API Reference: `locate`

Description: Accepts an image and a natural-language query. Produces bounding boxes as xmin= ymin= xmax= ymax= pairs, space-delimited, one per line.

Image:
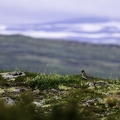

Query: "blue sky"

xmin=0 ymin=0 xmax=120 ymax=24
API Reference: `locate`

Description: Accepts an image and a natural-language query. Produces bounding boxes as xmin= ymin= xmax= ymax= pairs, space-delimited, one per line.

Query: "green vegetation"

xmin=0 ymin=35 xmax=120 ymax=78
xmin=0 ymin=70 xmax=120 ymax=120
xmin=26 ymin=73 xmax=73 ymax=90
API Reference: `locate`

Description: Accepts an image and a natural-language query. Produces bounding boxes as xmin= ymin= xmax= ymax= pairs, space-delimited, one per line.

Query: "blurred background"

xmin=0 ymin=0 xmax=120 ymax=79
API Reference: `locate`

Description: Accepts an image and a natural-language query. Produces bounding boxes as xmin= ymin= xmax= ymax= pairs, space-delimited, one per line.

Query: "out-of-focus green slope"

xmin=0 ymin=35 xmax=120 ymax=78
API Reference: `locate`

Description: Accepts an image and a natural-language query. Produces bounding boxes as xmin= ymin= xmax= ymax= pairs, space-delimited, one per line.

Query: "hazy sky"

xmin=0 ymin=0 xmax=120 ymax=24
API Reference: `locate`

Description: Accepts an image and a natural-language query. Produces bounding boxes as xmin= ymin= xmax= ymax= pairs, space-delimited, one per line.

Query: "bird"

xmin=81 ymin=70 xmax=91 ymax=80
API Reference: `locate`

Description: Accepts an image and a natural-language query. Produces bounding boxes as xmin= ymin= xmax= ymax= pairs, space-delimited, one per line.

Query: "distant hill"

xmin=0 ymin=34 xmax=120 ymax=78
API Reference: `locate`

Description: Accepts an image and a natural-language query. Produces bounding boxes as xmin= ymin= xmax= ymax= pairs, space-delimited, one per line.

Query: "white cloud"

xmin=75 ymin=33 xmax=120 ymax=38
xmin=1 ymin=29 xmax=120 ymax=39
xmin=79 ymin=24 xmax=102 ymax=32
xmin=54 ymin=21 xmax=120 ymax=32
xmin=0 ymin=30 xmax=19 ymax=35
xmin=79 ymin=21 xmax=120 ymax=32
xmin=22 ymin=31 xmax=69 ymax=38
xmin=0 ymin=25 xmax=7 ymax=30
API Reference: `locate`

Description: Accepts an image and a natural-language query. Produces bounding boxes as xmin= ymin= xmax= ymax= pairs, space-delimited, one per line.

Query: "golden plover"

xmin=81 ymin=70 xmax=90 ymax=80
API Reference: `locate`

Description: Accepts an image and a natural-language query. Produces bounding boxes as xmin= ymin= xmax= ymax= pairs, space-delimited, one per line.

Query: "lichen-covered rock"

xmin=0 ymin=71 xmax=25 ymax=80
xmin=0 ymin=97 xmax=15 ymax=107
xmin=32 ymin=101 xmax=43 ymax=107
xmin=88 ymin=81 xmax=108 ymax=87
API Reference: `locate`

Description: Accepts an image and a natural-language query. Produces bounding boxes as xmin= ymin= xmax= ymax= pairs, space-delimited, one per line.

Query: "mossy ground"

xmin=0 ymin=70 xmax=120 ymax=120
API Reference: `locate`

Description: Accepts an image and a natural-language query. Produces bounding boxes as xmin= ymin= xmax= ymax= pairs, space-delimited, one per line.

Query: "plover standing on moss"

xmin=81 ymin=70 xmax=90 ymax=80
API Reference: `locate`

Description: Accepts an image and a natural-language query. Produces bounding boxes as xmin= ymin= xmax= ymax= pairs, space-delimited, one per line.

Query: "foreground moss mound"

xmin=0 ymin=70 xmax=120 ymax=120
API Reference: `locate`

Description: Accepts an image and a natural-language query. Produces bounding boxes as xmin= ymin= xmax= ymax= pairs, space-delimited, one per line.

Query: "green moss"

xmin=0 ymin=70 xmax=120 ymax=119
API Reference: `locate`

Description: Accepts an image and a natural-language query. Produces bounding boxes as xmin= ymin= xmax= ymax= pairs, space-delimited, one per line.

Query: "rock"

xmin=89 ymin=82 xmax=95 ymax=87
xmin=96 ymin=81 xmax=107 ymax=85
xmin=86 ymin=99 xmax=95 ymax=104
xmin=96 ymin=97 xmax=102 ymax=101
xmin=19 ymin=88 xmax=25 ymax=92
xmin=39 ymin=95 xmax=45 ymax=100
xmin=50 ymin=88 xmax=58 ymax=93
xmin=43 ymin=89 xmax=59 ymax=94
xmin=88 ymin=81 xmax=108 ymax=87
xmin=11 ymin=71 xmax=23 ymax=76
xmin=82 ymin=98 xmax=102 ymax=106
xmin=14 ymin=88 xmax=25 ymax=93
xmin=32 ymin=100 xmax=51 ymax=108
xmin=32 ymin=101 xmax=43 ymax=107
xmin=0 ymin=71 xmax=25 ymax=80
xmin=2 ymin=73 xmax=15 ymax=79
xmin=32 ymin=99 xmax=47 ymax=107
xmin=0 ymin=97 xmax=15 ymax=107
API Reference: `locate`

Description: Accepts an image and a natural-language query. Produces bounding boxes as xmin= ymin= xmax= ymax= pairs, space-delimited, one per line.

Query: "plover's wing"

xmin=84 ymin=73 xmax=91 ymax=78
xmin=82 ymin=73 xmax=87 ymax=80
